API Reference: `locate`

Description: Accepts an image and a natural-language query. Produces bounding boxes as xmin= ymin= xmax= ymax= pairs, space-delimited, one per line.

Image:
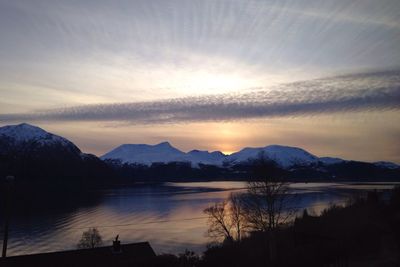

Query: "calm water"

xmin=1 ymin=181 xmax=398 ymax=256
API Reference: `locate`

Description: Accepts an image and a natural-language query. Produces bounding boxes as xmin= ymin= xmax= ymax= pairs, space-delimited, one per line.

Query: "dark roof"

xmin=0 ymin=242 xmax=156 ymax=267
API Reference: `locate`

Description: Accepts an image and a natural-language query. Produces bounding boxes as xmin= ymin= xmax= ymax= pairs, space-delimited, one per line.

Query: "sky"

xmin=0 ymin=0 xmax=399 ymax=162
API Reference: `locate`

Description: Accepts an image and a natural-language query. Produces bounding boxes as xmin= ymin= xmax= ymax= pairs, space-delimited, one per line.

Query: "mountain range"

xmin=0 ymin=123 xmax=399 ymax=183
xmin=101 ymin=141 xmax=399 ymax=170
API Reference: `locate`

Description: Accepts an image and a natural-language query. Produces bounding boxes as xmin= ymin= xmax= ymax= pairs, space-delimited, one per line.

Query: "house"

xmin=0 ymin=241 xmax=156 ymax=267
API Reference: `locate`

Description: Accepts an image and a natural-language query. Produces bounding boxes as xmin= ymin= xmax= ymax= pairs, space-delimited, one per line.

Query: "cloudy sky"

xmin=0 ymin=0 xmax=399 ymax=162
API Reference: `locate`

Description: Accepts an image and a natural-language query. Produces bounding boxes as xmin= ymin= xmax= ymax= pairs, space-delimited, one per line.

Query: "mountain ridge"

xmin=1 ymin=123 xmax=399 ymax=174
xmin=101 ymin=141 xmax=399 ymax=170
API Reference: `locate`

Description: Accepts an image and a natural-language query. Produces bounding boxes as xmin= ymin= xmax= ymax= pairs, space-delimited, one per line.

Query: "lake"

xmin=1 ymin=181 xmax=398 ymax=256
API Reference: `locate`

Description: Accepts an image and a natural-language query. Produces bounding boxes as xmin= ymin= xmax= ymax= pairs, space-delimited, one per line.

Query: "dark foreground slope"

xmin=155 ymin=187 xmax=400 ymax=267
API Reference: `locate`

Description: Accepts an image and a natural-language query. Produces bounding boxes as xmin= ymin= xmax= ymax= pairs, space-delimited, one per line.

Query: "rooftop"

xmin=0 ymin=241 xmax=156 ymax=267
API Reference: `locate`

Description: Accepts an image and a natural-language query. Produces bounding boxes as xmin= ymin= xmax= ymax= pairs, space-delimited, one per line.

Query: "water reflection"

xmin=1 ymin=182 xmax=397 ymax=256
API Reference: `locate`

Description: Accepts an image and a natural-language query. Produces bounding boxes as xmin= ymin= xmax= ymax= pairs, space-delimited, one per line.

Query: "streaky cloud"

xmin=1 ymin=70 xmax=399 ymax=124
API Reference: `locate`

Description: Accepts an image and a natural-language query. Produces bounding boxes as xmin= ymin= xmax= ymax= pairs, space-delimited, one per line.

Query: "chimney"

xmin=112 ymin=235 xmax=122 ymax=254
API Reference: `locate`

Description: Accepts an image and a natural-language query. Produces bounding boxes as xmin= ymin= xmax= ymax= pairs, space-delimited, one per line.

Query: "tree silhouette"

xmin=242 ymin=151 xmax=293 ymax=231
xmin=204 ymin=193 xmax=247 ymax=242
xmin=77 ymin=228 xmax=103 ymax=249
xmin=204 ymin=200 xmax=233 ymax=242
xmin=229 ymin=193 xmax=246 ymax=241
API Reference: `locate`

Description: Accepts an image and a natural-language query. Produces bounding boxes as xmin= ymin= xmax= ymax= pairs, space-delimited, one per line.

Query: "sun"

xmin=221 ymin=150 xmax=235 ymax=155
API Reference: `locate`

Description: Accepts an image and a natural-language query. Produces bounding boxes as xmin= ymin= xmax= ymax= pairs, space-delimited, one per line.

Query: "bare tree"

xmin=243 ymin=179 xmax=293 ymax=231
xmin=229 ymin=193 xmax=246 ymax=241
xmin=77 ymin=227 xmax=103 ymax=249
xmin=204 ymin=151 xmax=295 ymax=263
xmin=204 ymin=193 xmax=247 ymax=242
xmin=241 ymin=151 xmax=296 ymax=262
xmin=204 ymin=200 xmax=233 ymax=242
xmin=242 ymin=151 xmax=294 ymax=231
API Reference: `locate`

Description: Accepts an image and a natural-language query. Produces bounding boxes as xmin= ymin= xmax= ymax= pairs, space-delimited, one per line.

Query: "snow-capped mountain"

xmin=102 ymin=143 xmax=322 ymax=168
xmin=2 ymin=123 xmax=398 ymax=176
xmin=0 ymin=123 xmax=398 ymax=183
xmin=0 ymin=123 xmax=80 ymax=154
xmin=185 ymin=150 xmax=226 ymax=166
xmin=0 ymin=123 xmax=110 ymax=183
xmin=101 ymin=142 xmax=226 ymax=166
xmin=102 ymin=142 xmax=400 ymax=171
xmin=225 ymin=145 xmax=319 ymax=168
xmin=101 ymin=142 xmax=186 ymax=165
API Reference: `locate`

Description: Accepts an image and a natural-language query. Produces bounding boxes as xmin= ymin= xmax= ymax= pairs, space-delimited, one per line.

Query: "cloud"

xmin=1 ymin=70 xmax=399 ymax=124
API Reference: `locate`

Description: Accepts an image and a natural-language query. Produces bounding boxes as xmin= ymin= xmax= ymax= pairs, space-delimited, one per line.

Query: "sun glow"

xmin=178 ymin=71 xmax=255 ymax=95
